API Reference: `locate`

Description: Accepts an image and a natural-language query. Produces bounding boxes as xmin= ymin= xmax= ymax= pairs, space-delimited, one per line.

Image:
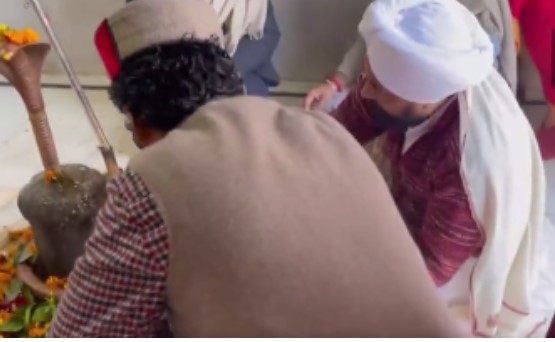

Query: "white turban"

xmin=359 ymin=0 xmax=494 ymax=103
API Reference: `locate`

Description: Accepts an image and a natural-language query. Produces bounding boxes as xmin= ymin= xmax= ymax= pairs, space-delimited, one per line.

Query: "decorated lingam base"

xmin=0 ymin=227 xmax=66 ymax=338
xmin=0 ymin=24 xmax=111 ymax=337
xmin=18 ymin=165 xmax=106 ymax=277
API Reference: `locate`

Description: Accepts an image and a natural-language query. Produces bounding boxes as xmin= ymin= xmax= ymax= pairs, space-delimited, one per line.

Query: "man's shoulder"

xmin=100 ymin=168 xmax=167 ymax=242
xmin=108 ymin=168 xmax=153 ymax=203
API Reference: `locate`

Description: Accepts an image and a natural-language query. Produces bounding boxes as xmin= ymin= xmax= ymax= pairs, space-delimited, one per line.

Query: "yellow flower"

xmin=0 ymin=25 xmax=9 ymax=42
xmin=1 ymin=51 xmax=13 ymax=61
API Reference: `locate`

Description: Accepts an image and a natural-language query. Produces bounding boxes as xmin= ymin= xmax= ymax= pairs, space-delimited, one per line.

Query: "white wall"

xmin=4 ymin=0 xmax=370 ymax=83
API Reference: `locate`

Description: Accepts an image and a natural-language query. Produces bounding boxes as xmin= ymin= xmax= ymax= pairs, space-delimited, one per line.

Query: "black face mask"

xmin=368 ymin=100 xmax=429 ymax=131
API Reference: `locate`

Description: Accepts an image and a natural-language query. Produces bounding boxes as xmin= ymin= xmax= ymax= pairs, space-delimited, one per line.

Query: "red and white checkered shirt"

xmin=49 ymin=169 xmax=170 ymax=337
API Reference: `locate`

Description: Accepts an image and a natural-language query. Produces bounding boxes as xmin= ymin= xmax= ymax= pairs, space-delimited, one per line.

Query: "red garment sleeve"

xmin=509 ymin=0 xmax=526 ymax=21
xmin=331 ymin=81 xmax=384 ymax=145
xmin=416 ymin=154 xmax=485 ymax=287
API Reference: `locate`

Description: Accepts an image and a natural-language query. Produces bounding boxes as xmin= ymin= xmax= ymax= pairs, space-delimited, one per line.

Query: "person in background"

xmin=208 ymin=0 xmax=281 ymax=96
xmin=305 ymin=0 xmax=517 ymax=111
xmin=49 ymin=0 xmax=464 ymax=337
xmin=332 ymin=0 xmax=555 ymax=336
xmin=126 ymin=0 xmax=281 ymax=96
xmin=511 ymin=0 xmax=555 ymax=160
xmin=510 ymin=1 xmax=555 ymax=336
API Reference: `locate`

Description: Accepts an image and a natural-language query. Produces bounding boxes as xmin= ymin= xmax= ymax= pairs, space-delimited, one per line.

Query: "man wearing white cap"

xmin=333 ymin=0 xmax=555 ymax=337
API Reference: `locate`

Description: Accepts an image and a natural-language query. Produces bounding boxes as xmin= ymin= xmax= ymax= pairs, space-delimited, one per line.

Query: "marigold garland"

xmin=0 ymin=25 xmax=40 ymax=46
xmin=0 ymin=24 xmax=40 ymax=61
xmin=0 ymin=228 xmax=66 ymax=338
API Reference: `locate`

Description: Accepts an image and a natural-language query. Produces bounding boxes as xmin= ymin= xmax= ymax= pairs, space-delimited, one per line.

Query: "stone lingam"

xmin=0 ymin=34 xmax=111 ymax=290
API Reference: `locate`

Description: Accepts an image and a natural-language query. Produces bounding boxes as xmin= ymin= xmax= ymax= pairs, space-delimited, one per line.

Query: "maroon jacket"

xmin=332 ymin=81 xmax=485 ymax=286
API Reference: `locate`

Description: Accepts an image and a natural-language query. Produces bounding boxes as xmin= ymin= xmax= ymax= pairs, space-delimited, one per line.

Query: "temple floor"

xmin=0 ymin=85 xmax=553 ymax=238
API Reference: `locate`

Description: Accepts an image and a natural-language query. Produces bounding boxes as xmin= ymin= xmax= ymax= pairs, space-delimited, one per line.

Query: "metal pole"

xmin=27 ymin=0 xmax=120 ymax=177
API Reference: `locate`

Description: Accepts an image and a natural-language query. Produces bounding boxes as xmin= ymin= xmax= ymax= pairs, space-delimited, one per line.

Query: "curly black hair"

xmin=109 ymin=38 xmax=244 ymax=132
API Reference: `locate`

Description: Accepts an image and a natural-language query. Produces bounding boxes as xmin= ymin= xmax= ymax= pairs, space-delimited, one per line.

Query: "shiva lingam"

xmin=0 ymin=0 xmax=119 ymax=298
xmin=0 ymin=35 xmax=106 ymax=282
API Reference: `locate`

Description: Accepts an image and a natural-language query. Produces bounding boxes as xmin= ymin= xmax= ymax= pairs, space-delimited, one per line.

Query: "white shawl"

xmin=457 ymin=70 xmax=555 ymax=337
xmin=203 ymin=0 xmax=268 ymax=55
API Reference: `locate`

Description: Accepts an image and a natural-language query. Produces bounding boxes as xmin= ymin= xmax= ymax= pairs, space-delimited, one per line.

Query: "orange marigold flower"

xmin=0 ymin=311 xmax=11 ymax=324
xmin=2 ymin=31 xmax=23 ymax=45
xmin=45 ymin=277 xmax=56 ymax=289
xmin=0 ymin=261 xmax=13 ymax=273
xmin=21 ymin=28 xmax=39 ymax=44
xmin=28 ymin=241 xmax=37 ymax=255
xmin=28 ymin=323 xmax=47 ymax=338
xmin=43 ymin=169 xmax=61 ymax=184
xmin=21 ymin=229 xmax=33 ymax=242
xmin=8 ymin=230 xmax=23 ymax=241
xmin=46 ymin=276 xmax=67 ymax=290
xmin=0 ymin=273 xmax=11 ymax=284
xmin=2 ymin=28 xmax=40 ymax=46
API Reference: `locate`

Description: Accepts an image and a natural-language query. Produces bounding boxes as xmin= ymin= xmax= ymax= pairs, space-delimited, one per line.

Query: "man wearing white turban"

xmin=333 ymin=0 xmax=555 ymax=337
